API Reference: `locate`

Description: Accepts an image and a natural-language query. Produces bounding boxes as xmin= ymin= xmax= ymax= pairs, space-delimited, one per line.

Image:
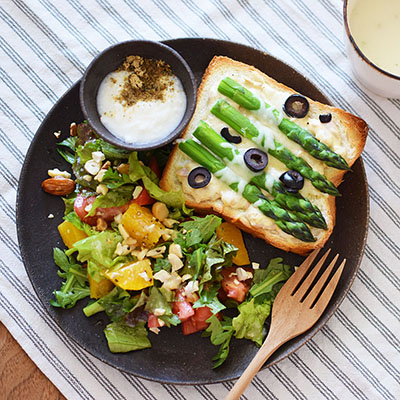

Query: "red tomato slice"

xmin=74 ymin=194 xmax=130 ymax=226
xmin=181 ymin=306 xmax=219 ymax=335
xmin=133 ymin=186 xmax=154 ymax=206
xmin=149 ymin=157 xmax=161 ymax=178
xmin=181 ymin=318 xmax=198 ymax=335
xmin=147 ymin=313 xmax=162 ymax=329
xmin=191 ymin=306 xmax=214 ymax=331
xmin=172 ymin=289 xmax=195 ymax=322
xmin=220 ymin=266 xmax=252 ymax=303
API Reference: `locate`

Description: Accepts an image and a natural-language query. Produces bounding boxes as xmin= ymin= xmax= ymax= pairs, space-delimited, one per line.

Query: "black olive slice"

xmin=244 ymin=148 xmax=268 ymax=172
xmin=319 ymin=113 xmax=332 ymax=123
xmin=188 ymin=167 xmax=211 ymax=189
xmin=220 ymin=127 xmax=242 ymax=144
xmin=279 ymin=170 xmax=304 ymax=193
xmin=283 ymin=94 xmax=310 ymax=118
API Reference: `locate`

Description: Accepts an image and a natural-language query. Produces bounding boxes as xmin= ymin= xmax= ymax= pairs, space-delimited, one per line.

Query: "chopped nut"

xmin=168 ymin=253 xmax=183 ymax=272
xmin=153 ymin=308 xmax=165 ymax=317
xmin=118 ymin=223 xmax=130 ymax=240
xmin=114 ymin=242 xmax=130 ymax=256
xmin=161 ymin=232 xmax=172 ymax=241
xmin=163 ymin=218 xmax=179 ymax=228
xmin=236 ymin=267 xmax=253 ymax=281
xmin=149 ymin=327 xmax=160 ymax=334
xmin=162 ymin=272 xmax=182 ymax=290
xmin=184 ymin=280 xmax=199 ymax=298
xmin=94 ymin=169 xmax=107 ymax=182
xmin=163 ymin=228 xmax=178 ymax=240
xmin=96 ymin=183 xmax=109 ymax=196
xmin=169 ymin=243 xmax=182 ymax=258
xmin=114 ymin=213 xmax=123 ymax=224
xmin=41 ymin=177 xmax=75 ymax=196
xmin=54 ymin=130 xmax=61 ymax=138
xmin=153 ymin=269 xmax=170 ymax=282
xmin=158 ymin=318 xmax=166 ymax=327
xmin=83 ymin=174 xmax=93 ymax=182
xmin=123 ymin=237 xmax=137 ymax=247
xmin=152 ymin=202 xmax=169 ymax=221
xmin=84 ymin=159 xmax=101 ymax=175
xmin=101 ymin=160 xmax=111 ymax=170
xmin=96 ymin=218 xmax=107 ymax=231
xmin=48 ymin=213 xmax=54 ymax=219
xmin=70 ymin=122 xmax=77 ymax=136
xmin=131 ymin=248 xmax=148 ymax=260
xmin=48 ymin=168 xmax=71 ymax=179
xmin=132 ymin=186 xmax=143 ymax=199
xmin=181 ymin=274 xmax=192 ymax=281
xmin=92 ymin=151 xmax=105 ymax=163
xmin=117 ymin=163 xmax=130 ymax=175
xmin=147 ymin=246 xmax=166 ymax=258
xmin=252 ymin=262 xmax=260 ymax=270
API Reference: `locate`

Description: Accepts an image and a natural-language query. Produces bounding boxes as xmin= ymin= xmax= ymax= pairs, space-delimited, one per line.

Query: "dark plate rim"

xmin=16 ymin=37 xmax=369 ymax=385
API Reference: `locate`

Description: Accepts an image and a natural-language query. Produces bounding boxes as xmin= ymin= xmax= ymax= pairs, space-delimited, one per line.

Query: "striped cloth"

xmin=1 ymin=0 xmax=399 ymax=399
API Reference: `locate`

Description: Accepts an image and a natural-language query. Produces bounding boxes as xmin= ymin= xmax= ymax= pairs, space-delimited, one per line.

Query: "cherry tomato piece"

xmin=172 ymin=289 xmax=195 ymax=322
xmin=147 ymin=314 xmax=162 ymax=329
xmin=149 ymin=157 xmax=161 ymax=178
xmin=133 ymin=186 xmax=155 ymax=206
xmin=74 ymin=194 xmax=130 ymax=226
xmin=220 ymin=266 xmax=252 ymax=303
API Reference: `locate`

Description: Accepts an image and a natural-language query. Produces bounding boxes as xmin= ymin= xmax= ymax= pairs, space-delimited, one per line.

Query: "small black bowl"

xmin=80 ymin=40 xmax=196 ymax=150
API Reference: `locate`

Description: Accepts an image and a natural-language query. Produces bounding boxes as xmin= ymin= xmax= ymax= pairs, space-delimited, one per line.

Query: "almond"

xmin=41 ymin=177 xmax=75 ymax=196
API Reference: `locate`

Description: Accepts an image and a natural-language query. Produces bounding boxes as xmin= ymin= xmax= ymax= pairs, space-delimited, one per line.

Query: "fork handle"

xmin=225 ymin=334 xmax=284 ymax=400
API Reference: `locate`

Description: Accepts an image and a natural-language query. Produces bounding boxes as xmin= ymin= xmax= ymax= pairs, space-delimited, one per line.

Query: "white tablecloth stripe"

xmin=1 ymin=1 xmax=399 ymax=399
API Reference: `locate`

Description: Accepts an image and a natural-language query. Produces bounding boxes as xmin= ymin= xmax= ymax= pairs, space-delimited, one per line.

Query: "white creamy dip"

xmin=97 ymin=70 xmax=187 ymax=143
xmin=349 ymin=0 xmax=400 ymax=76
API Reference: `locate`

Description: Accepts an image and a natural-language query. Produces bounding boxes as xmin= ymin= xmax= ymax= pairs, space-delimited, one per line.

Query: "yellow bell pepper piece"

xmin=58 ymin=220 xmax=88 ymax=249
xmin=88 ymin=274 xmax=114 ymax=299
xmin=216 ymin=222 xmax=250 ymax=266
xmin=121 ymin=203 xmax=164 ymax=248
xmin=104 ymin=259 xmax=153 ymax=291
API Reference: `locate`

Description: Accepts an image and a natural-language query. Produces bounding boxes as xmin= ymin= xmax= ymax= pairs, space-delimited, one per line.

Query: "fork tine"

xmin=294 ymin=249 xmax=331 ymax=299
xmin=303 ymin=254 xmax=339 ymax=308
xmin=284 ymin=248 xmax=321 ymax=294
xmin=312 ymin=259 xmax=346 ymax=313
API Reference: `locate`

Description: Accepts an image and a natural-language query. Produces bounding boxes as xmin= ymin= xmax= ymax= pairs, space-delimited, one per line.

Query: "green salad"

xmin=46 ymin=122 xmax=293 ymax=368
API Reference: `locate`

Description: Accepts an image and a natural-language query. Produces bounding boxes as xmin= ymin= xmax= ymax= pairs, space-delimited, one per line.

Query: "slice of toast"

xmin=160 ymin=56 xmax=368 ymax=255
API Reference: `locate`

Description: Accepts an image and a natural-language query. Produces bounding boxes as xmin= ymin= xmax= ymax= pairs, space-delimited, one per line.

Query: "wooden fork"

xmin=226 ymin=248 xmax=346 ymax=400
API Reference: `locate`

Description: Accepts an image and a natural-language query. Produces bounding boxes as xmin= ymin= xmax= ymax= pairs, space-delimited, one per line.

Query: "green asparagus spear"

xmin=271 ymin=181 xmax=327 ymax=229
xmin=193 ymin=120 xmax=327 ymax=229
xmin=268 ymin=142 xmax=339 ymax=196
xmin=178 ymin=140 xmax=315 ymax=242
xmin=211 ymin=99 xmax=340 ymax=196
xmin=218 ymin=77 xmax=350 ymax=170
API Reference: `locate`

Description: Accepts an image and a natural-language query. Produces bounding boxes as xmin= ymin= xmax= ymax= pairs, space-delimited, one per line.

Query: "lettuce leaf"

xmin=57 ymin=136 xmax=77 ymax=164
xmin=128 ymin=153 xmax=187 ymax=209
xmin=50 ymin=248 xmax=90 ymax=309
xmin=66 ymin=231 xmax=128 ymax=281
xmin=64 ymin=211 xmax=97 ymax=236
xmin=249 ymin=258 xmax=292 ymax=299
xmin=86 ymin=185 xmax=134 ymax=216
xmin=176 ymin=215 xmax=222 ymax=249
xmin=193 ymin=283 xmax=225 ymax=315
xmin=144 ymin=287 xmax=180 ymax=327
xmin=232 ymin=298 xmax=271 ymax=346
xmin=104 ymin=321 xmax=151 ymax=353
xmin=202 ymin=315 xmax=234 ymax=368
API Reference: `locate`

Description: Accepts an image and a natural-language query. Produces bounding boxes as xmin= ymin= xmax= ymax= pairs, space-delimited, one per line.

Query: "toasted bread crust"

xmin=161 ymin=56 xmax=367 ymax=255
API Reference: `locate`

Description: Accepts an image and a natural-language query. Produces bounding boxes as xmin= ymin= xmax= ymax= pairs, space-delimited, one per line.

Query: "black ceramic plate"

xmin=17 ymin=38 xmax=369 ymax=385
